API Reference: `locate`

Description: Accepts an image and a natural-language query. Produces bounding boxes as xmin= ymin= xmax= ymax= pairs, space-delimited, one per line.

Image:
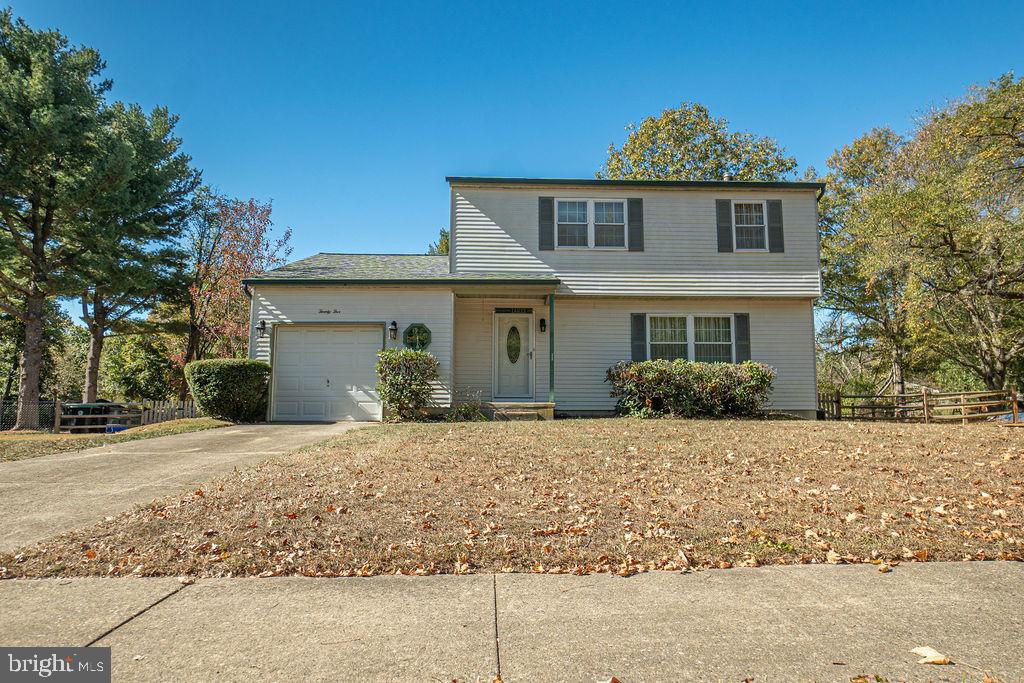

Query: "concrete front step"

xmin=493 ymin=410 xmax=541 ymax=421
xmin=484 ymin=402 xmax=555 ymax=421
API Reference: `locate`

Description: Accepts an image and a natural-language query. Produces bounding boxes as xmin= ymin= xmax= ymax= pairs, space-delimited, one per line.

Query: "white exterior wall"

xmin=249 ymin=286 xmax=455 ymax=406
xmin=451 ymin=185 xmax=821 ymax=297
xmin=451 ymin=296 xmax=815 ymax=412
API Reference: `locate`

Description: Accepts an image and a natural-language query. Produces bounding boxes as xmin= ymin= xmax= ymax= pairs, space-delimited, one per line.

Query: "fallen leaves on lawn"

xmin=2 ymin=420 xmax=1022 ymax=579
xmin=911 ymin=646 xmax=952 ymax=665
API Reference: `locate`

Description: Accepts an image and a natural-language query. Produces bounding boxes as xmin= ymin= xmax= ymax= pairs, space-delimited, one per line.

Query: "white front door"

xmin=494 ymin=314 xmax=533 ymax=399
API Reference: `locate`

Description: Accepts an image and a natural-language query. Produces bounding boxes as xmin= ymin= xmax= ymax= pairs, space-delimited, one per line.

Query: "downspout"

xmin=548 ymin=293 xmax=555 ymax=405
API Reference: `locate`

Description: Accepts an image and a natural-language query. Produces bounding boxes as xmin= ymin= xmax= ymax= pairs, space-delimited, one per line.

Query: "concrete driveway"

xmin=0 ymin=422 xmax=365 ymax=551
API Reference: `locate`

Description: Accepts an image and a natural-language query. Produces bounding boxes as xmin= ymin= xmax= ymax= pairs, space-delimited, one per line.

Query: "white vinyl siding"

xmin=249 ymin=286 xmax=454 ymax=407
xmin=450 ymin=186 xmax=821 ymax=297
xmin=550 ymin=297 xmax=816 ymax=412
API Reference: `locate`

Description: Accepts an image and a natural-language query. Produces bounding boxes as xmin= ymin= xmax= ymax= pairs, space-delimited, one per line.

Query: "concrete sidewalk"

xmin=0 ymin=422 xmax=364 ymax=550
xmin=2 ymin=562 xmax=1021 ymax=682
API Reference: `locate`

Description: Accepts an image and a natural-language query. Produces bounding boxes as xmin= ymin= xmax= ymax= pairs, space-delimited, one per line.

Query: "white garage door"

xmin=271 ymin=326 xmax=382 ymax=422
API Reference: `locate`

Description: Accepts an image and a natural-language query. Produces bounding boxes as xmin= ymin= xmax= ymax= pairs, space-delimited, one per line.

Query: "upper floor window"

xmin=594 ymin=201 xmax=625 ymax=247
xmin=733 ymin=201 xmax=767 ymax=251
xmin=557 ymin=200 xmax=588 ymax=247
xmin=556 ymin=199 xmax=626 ymax=249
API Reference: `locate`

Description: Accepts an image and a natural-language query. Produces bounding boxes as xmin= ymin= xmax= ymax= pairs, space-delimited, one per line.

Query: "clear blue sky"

xmin=14 ymin=1 xmax=1024 ymax=261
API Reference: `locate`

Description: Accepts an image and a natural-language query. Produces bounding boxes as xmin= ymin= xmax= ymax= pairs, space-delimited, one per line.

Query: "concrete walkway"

xmin=2 ymin=562 xmax=1021 ymax=681
xmin=0 ymin=422 xmax=364 ymax=550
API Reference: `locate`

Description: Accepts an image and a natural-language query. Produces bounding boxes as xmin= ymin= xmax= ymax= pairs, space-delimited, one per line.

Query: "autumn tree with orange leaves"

xmin=167 ymin=189 xmax=291 ymax=398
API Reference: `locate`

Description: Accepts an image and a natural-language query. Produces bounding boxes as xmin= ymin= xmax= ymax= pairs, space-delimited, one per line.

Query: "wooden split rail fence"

xmin=817 ymin=389 xmax=1020 ymax=424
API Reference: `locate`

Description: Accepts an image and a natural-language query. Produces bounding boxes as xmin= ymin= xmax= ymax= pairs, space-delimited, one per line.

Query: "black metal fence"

xmin=0 ymin=399 xmax=58 ymax=431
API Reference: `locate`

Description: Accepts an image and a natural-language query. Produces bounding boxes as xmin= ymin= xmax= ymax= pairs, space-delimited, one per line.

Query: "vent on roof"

xmin=722 ymin=172 xmax=734 ymax=181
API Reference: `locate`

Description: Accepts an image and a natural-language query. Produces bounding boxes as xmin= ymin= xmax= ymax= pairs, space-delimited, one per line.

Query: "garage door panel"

xmin=276 ymin=376 xmax=301 ymax=393
xmin=274 ymin=401 xmax=299 ymax=418
xmin=272 ymin=326 xmax=382 ymax=422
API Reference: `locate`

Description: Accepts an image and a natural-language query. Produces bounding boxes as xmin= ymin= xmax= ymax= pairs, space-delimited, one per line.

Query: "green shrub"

xmin=376 ymin=349 xmax=440 ymax=421
xmin=606 ymin=359 xmax=776 ymax=418
xmin=185 ymin=359 xmax=271 ymax=422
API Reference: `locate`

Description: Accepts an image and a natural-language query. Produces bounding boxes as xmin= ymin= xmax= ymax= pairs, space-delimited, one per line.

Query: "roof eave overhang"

xmin=446 ymin=176 xmax=825 ymax=191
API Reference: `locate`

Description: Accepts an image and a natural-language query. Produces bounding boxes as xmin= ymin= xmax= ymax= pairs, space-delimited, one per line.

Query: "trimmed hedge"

xmin=376 ymin=348 xmax=440 ymax=421
xmin=185 ymin=359 xmax=271 ymax=422
xmin=606 ymin=359 xmax=776 ymax=418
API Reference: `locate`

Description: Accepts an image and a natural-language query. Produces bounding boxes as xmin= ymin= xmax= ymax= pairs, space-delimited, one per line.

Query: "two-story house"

xmin=244 ymin=176 xmax=823 ymax=421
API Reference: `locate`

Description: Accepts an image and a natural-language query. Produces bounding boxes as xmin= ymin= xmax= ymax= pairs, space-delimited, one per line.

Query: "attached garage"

xmin=270 ymin=325 xmax=383 ymax=422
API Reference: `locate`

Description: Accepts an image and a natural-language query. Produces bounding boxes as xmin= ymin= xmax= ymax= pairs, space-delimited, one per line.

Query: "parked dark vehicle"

xmin=61 ymin=402 xmax=141 ymax=433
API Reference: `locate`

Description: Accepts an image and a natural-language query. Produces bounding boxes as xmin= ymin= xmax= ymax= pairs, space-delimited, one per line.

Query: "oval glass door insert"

xmin=506 ymin=326 xmax=521 ymax=364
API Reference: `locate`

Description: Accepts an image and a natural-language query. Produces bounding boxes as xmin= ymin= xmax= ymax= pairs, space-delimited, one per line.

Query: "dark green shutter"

xmin=627 ymin=198 xmax=643 ymax=251
xmin=716 ymin=199 xmax=733 ymax=252
xmin=630 ymin=313 xmax=647 ymax=361
xmin=734 ymin=313 xmax=751 ymax=362
xmin=767 ymin=199 xmax=784 ymax=252
xmin=539 ymin=197 xmax=554 ymax=251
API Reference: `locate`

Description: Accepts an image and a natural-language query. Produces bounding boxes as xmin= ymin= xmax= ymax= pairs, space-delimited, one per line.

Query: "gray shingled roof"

xmin=243 ymin=253 xmax=559 ymax=285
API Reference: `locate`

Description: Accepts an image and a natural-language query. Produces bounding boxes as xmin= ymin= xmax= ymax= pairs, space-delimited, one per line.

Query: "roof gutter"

xmin=242 ymin=277 xmax=561 ymax=286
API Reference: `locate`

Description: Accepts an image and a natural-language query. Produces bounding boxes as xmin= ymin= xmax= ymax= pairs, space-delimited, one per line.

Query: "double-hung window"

xmin=556 ymin=199 xmax=626 ymax=248
xmin=733 ymin=201 xmax=767 ymax=251
xmin=594 ymin=201 xmax=625 ymax=247
xmin=693 ymin=316 xmax=733 ymax=362
xmin=649 ymin=316 xmax=687 ymax=360
xmin=556 ymin=200 xmax=589 ymax=247
xmin=647 ymin=314 xmax=735 ymax=363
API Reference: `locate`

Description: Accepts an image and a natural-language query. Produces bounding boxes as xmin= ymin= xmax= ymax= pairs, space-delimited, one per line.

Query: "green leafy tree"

xmin=0 ymin=10 xmax=113 ymax=427
xmin=860 ymin=74 xmax=1024 ymax=389
xmin=598 ymin=102 xmax=797 ymax=181
xmin=815 ymin=128 xmax=916 ymax=394
xmin=47 ymin=323 xmax=88 ymax=401
xmin=0 ymin=304 xmax=76 ymax=400
xmin=427 ymin=228 xmax=449 ymax=255
xmin=101 ymin=333 xmax=175 ymax=401
xmin=78 ymin=102 xmax=199 ymax=401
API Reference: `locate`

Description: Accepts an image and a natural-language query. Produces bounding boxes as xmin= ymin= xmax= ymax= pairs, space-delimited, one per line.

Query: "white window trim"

xmin=731 ymin=199 xmax=769 ymax=253
xmin=555 ymin=198 xmax=628 ymax=250
xmin=646 ymin=313 xmax=735 ymax=363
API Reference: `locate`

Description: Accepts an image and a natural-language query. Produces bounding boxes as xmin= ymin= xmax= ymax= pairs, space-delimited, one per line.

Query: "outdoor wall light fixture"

xmin=539 ymin=318 xmax=547 ymax=333
xmin=256 ymin=320 xmax=268 ymax=338
xmin=388 ymin=321 xmax=398 ymax=340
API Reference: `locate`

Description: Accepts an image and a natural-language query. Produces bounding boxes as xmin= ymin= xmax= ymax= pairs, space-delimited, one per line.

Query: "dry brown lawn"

xmin=2 ymin=419 xmax=1021 ymax=578
xmin=0 ymin=418 xmax=231 ymax=462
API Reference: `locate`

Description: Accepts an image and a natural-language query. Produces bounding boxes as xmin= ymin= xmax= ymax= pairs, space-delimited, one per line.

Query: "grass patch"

xmin=1 ymin=419 xmax=1021 ymax=578
xmin=0 ymin=417 xmax=231 ymax=462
